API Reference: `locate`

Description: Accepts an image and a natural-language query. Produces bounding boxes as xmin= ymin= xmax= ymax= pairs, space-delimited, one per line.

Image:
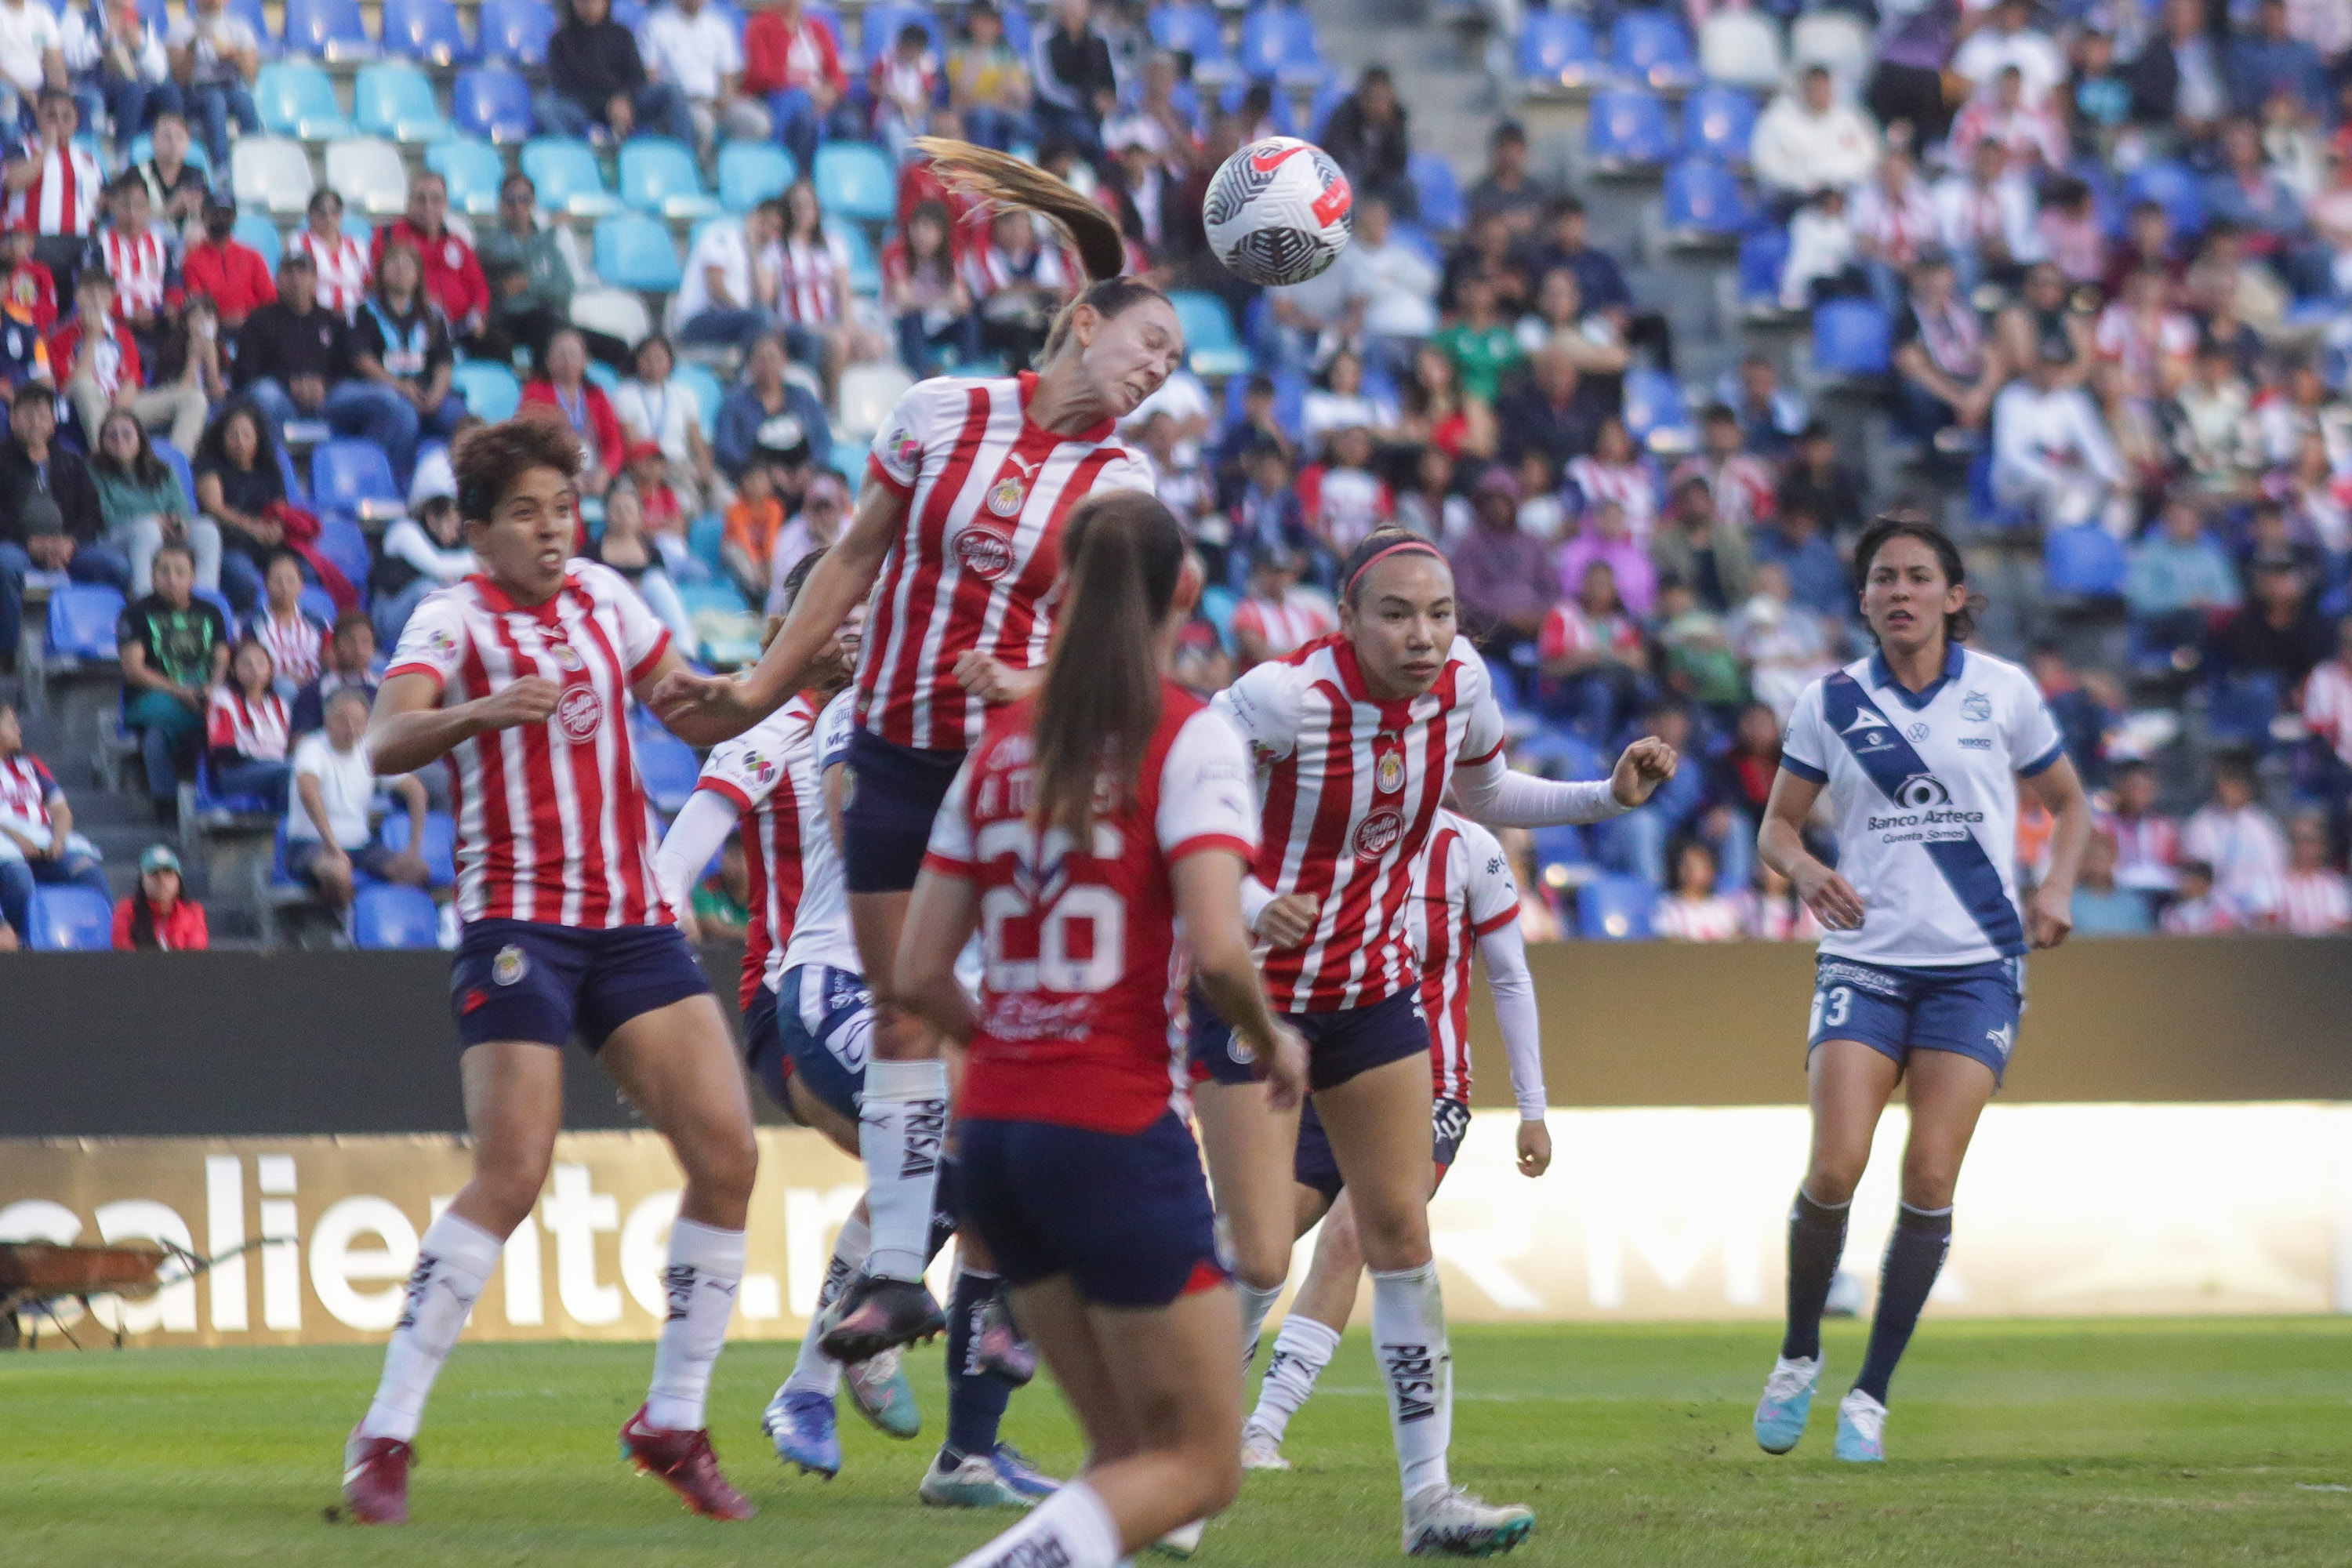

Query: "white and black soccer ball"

xmin=1203 ymin=136 xmax=1354 ymax=288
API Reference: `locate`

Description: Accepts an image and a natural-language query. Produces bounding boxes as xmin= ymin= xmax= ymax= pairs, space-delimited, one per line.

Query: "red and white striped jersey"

xmin=924 ymin=683 xmax=1258 ymax=1134
xmin=384 ymin=561 xmax=674 ymax=927
xmin=693 ymin=691 xmax=819 ymax=1010
xmin=1231 ymin=587 xmax=1336 ymax=665
xmin=7 ymin=142 xmax=102 ymax=236
xmin=2278 ymin=867 xmax=2352 ymax=934
xmin=1214 ymin=633 xmax=1507 ymax=1012
xmin=1564 ymin=456 xmax=1658 ymax=537
xmin=248 ymin=608 xmax=327 ymax=688
xmin=289 ymin=229 xmax=372 ymax=318
xmin=98 ymin=226 xmax=172 ymax=321
xmin=858 ymin=372 xmax=1156 ymax=751
xmin=778 ymin=688 xmax=861 ymax=976
xmin=2303 ymin=659 xmax=2352 ymax=770
xmin=206 ymin=686 xmax=290 ymax=762
xmin=0 ymin=750 xmax=60 ymax=841
xmin=775 ymin=232 xmax=846 ymax=325
xmin=2097 ymin=807 xmax=2180 ymax=892
xmin=1407 ymin=811 xmax=1520 ymax=1102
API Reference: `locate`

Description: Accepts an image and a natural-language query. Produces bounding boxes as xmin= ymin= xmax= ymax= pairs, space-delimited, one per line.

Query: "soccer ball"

xmin=1204 ymin=136 xmax=1354 ymax=288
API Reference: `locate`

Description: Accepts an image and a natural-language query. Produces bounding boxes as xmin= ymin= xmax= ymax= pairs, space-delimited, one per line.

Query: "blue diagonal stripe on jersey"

xmin=1822 ymin=671 xmax=2027 ymax=956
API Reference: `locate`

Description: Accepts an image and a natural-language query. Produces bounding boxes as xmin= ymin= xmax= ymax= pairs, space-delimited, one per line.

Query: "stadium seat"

xmin=1661 ymin=156 xmax=1753 ymax=244
xmin=568 ymin=287 xmax=652 ymax=347
xmin=381 ymin=0 xmax=475 ymax=64
xmin=1151 ymin=2 xmax=1233 ymax=82
xmin=1697 ymin=6 xmax=1783 ymax=89
xmin=812 ymin=141 xmax=895 ymax=223
xmin=1788 ymin=9 xmax=1870 ymax=92
xmin=836 ymin=220 xmax=881 ymax=293
xmin=452 ymin=67 xmax=535 ymax=143
xmin=521 ymin=136 xmax=622 ymax=216
xmin=1305 ymin=75 xmax=1348 ymax=139
xmin=619 ymin=137 xmax=721 ymax=219
xmin=1518 ymin=725 xmax=1604 ymax=779
xmin=1217 ymin=78 xmax=1298 ymax=135
xmin=2045 ymin=524 xmax=2129 ymax=599
xmin=673 ymin=361 xmax=725 ymax=437
xmin=1811 ymin=298 xmax=1890 ymax=376
xmin=27 ymin=884 xmax=112 ymax=951
xmin=282 ymin=0 xmax=375 ymax=60
xmin=1198 ymin=583 xmax=1237 ymax=649
xmin=632 ymin=716 xmax=701 ymax=814
xmin=298 ymin=583 xmax=339 ymax=626
xmin=2126 ymin=159 xmax=2205 ymax=236
xmin=1407 ymin=153 xmax=1465 ymax=235
xmin=858 ymin=1 xmax=940 ymax=60
xmin=427 ymin=136 xmax=508 ymax=216
xmin=226 ymin=0 xmax=280 ymax=55
xmin=1737 ymin=225 xmax=1791 ymax=315
xmin=452 ymin=360 xmax=522 ymax=419
xmin=1530 ymin=823 xmax=1591 ymax=891
xmin=232 ymin=137 xmax=314 ymax=216
xmin=125 ymin=132 xmax=211 ymax=171
xmin=585 ymin=360 xmax=619 ymax=392
xmin=686 ymin=513 xmax=725 ymax=575
xmin=324 ymin=137 xmax=411 ymax=217
xmin=837 ymin=359 xmax=914 ymax=443
xmin=611 ymin=0 xmax=647 ymax=28
xmin=45 ymin=584 xmax=126 ymax=663
xmin=596 ymin=212 xmax=685 ymax=291
xmin=480 ymin=0 xmax=556 ymax=64
xmin=311 ymin=438 xmax=401 ymax=519
xmin=352 ymin=884 xmax=441 ymax=949
xmin=1518 ymin=8 xmax=1599 ymax=92
xmin=233 ymin=212 xmax=283 ymax=270
xmin=1679 ymin=83 xmax=1757 ymax=165
xmin=1609 ymin=9 xmax=1697 ymax=91
xmin=256 ymin=61 xmax=355 ymax=140
xmin=1171 ymin=289 xmax=1247 ymax=379
xmin=379 ymin=808 xmax=457 ymax=886
xmin=314 ymin=517 xmax=372 ymax=588
xmin=354 ymin=62 xmax=452 ymax=143
xmin=153 ymin=438 xmax=196 ymax=508
xmin=717 ymin=140 xmax=795 ymax=211
xmin=1577 ymin=873 xmax=1657 ymax=940
xmin=1237 ymin=4 xmax=1324 ymax=85
xmin=1621 ymin=365 xmax=1691 ymax=452
xmin=1584 ymin=89 xmax=1675 ymax=171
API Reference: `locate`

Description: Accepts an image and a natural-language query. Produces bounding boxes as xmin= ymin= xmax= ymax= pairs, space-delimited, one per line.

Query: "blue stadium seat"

xmin=673 ymin=361 xmax=725 ymax=437
xmin=229 ymin=0 xmax=281 ymax=55
xmin=1217 ymin=78 xmax=1298 ymax=136
xmin=298 ymin=584 xmax=339 ymax=625
xmin=480 ymin=0 xmax=556 ymax=64
xmin=1737 ymin=225 xmax=1789 ymax=312
xmin=1238 ymin=4 xmax=1323 ymax=85
xmin=1584 ymin=88 xmax=1675 ymax=169
xmin=1517 ymin=725 xmax=1605 ymax=779
xmin=1530 ymin=823 xmax=1590 ymax=890
xmin=353 ymin=884 xmax=441 ymax=949
xmin=27 ymin=884 xmax=112 ymax=951
xmin=381 ymin=0 xmax=475 ymax=64
xmin=282 ymin=0 xmax=375 ymax=60
xmin=1577 ymin=873 xmax=1657 ymax=940
xmin=233 ymin=212 xmax=283 ymax=270
xmin=196 ymin=753 xmax=275 ymax=814
xmin=812 ymin=140 xmax=895 ymax=223
xmin=452 ymin=67 xmax=534 ymax=143
xmin=611 ymin=0 xmax=647 ymax=28
xmin=585 ymin=360 xmax=619 ymax=392
xmin=256 ymin=60 xmax=356 ymax=140
xmin=1149 ymin=2 xmax=1231 ymax=79
xmin=1661 ymin=156 xmax=1752 ymax=241
xmin=596 ymin=212 xmax=685 ymax=291
xmin=1519 ymin=8 xmax=1599 ymax=89
xmin=1408 ymin=152 xmax=1464 ymax=234
xmin=521 ymin=136 xmax=622 ymax=216
xmin=1610 ymin=8 xmax=1697 ymax=90
xmin=314 ymin=517 xmax=372 ymax=587
xmin=717 ymin=140 xmax=795 ymax=211
xmin=836 ymin=220 xmax=880 ymax=293
xmin=1679 ymin=83 xmax=1756 ymax=163
xmin=153 ymin=437 xmax=196 ymax=508
xmin=2126 ymin=158 xmax=2205 ymax=236
xmin=996 ymin=2 xmax=1030 ymax=56
xmin=311 ymin=437 xmax=401 ymax=517
xmin=686 ymin=513 xmax=726 ymax=576
xmin=1219 ymin=367 xmax=1305 ymax=441
xmin=354 ymin=61 xmax=452 ymax=142
xmin=1812 ymin=297 xmax=1890 ymax=376
xmin=858 ymin=1 xmax=941 ymax=62
xmin=379 ymin=808 xmax=458 ymax=886
xmin=632 ymin=715 xmax=701 ymax=814
xmin=1306 ymin=75 xmax=1348 ymax=140
xmin=2045 ymin=524 xmax=2129 ymax=599
xmin=1621 ymin=365 xmax=1691 ymax=450
xmin=619 ymin=136 xmax=721 ymax=218
xmin=45 ymin=584 xmax=126 ymax=662
xmin=452 ymin=359 xmax=522 ymax=419
xmin=428 ymin=136 xmax=509 ymax=215
xmin=1199 ymin=585 xmax=1238 ymax=652
xmin=1171 ymin=289 xmax=1248 ymax=379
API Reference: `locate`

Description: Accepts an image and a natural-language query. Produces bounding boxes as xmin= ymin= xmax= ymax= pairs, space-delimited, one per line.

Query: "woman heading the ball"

xmin=1752 ymin=516 xmax=2088 ymax=1463
xmin=655 ymin=140 xmax=1184 ymax=1364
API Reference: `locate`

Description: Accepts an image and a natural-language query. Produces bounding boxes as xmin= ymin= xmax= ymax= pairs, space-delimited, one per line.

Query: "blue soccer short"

xmin=840 ymin=729 xmax=967 ymax=895
xmin=1187 ymin=984 xmax=1431 ymax=1093
xmin=958 ymin=1110 xmax=1226 ymax=1308
xmin=777 ymin=963 xmax=873 ymax=1122
xmin=1294 ymin=1094 xmax=1470 ymax=1204
xmin=1806 ymin=954 xmax=2024 ymax=1083
xmin=451 ymin=917 xmax=710 ymax=1051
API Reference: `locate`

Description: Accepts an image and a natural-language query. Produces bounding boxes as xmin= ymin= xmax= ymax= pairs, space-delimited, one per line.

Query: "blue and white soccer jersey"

xmin=1780 ymin=645 xmax=2064 ymax=1080
xmin=774 ymin=688 xmax=877 ymax=1122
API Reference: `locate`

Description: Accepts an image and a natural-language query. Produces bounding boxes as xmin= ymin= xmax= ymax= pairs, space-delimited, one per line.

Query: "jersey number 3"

xmin=1808 ymin=985 xmax=1853 ymax=1040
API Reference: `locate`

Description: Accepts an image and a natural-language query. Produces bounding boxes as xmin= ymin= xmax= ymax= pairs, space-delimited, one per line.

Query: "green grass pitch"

xmin=3 ymin=1319 xmax=2349 ymax=1566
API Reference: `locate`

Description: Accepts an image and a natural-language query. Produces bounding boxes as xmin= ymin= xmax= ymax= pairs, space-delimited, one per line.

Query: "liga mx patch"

xmin=492 ymin=945 xmax=528 ymax=985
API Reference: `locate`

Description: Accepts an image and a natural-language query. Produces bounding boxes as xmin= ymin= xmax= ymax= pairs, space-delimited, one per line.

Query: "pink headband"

xmin=1345 ymin=539 xmax=1443 ymax=600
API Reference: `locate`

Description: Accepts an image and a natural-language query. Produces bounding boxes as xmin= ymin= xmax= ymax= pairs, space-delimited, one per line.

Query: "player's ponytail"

xmin=909 ymin=136 xmax=1167 ymax=363
xmin=1030 ymin=491 xmax=1188 ymax=842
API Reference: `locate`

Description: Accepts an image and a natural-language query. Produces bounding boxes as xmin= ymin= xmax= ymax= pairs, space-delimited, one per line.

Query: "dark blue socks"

xmin=1780 ymin=1187 xmax=1850 ymax=1363
xmin=1854 ymin=1203 xmax=1952 ymax=1405
xmin=942 ymin=1265 xmax=1012 ymax=1461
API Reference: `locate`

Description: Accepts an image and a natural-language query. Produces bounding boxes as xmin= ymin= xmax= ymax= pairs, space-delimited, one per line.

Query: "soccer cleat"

xmin=1754 ymin=1353 xmax=1822 ymax=1454
xmin=1403 ymin=1484 xmax=1535 ymax=1557
xmin=1150 ymin=1519 xmax=1207 ymax=1559
xmin=762 ymin=1388 xmax=842 ymax=1479
xmin=989 ymin=1442 xmax=1059 ymax=1502
xmin=822 ymin=1276 xmax=946 ymax=1364
xmin=340 ymin=1431 xmax=413 ymax=1525
xmin=844 ymin=1344 xmax=923 ymax=1439
xmin=919 ymin=1448 xmax=1037 ymax=1509
xmin=619 ymin=1405 xmax=758 ymax=1519
xmin=1240 ymin=1423 xmax=1291 ymax=1471
xmin=974 ymin=1292 xmax=1039 ymax=1385
xmin=1834 ymin=1388 xmax=1887 ymax=1463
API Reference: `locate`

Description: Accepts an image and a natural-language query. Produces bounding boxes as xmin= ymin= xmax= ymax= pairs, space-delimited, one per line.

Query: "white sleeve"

xmin=654 ymin=788 xmax=742 ymax=915
xmin=383 ymin=590 xmax=470 ymax=691
xmin=383 ymin=518 xmax=474 ymax=584
xmin=1479 ymin=920 xmax=1547 ymax=1119
xmin=921 ymin=753 xmax=980 ymax=873
xmin=696 ymin=731 xmax=789 ymax=812
xmin=1452 ymin=753 xmax=1625 ymax=827
xmin=868 ymin=378 xmax=958 ymax=495
xmin=1210 ymin=659 xmax=1303 ymax=763
xmin=1779 ymin=679 xmax=1832 ymax=782
xmin=1454 ymin=641 xmax=1508 ymax=770
xmin=1154 ymin=708 xmax=1258 ymax=862
xmin=1459 ymin=821 xmax=1523 ymax=934
xmin=2004 ymin=669 xmax=2066 ymax=778
xmin=1093 ymin=445 xmax=1160 ymax=498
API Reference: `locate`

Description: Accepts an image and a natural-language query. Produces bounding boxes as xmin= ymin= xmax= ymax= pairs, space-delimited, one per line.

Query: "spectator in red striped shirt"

xmin=53 ymin=267 xmax=209 ymax=455
xmin=2159 ymin=860 xmax=2238 ymax=934
xmin=2182 ymin=759 xmax=2288 ymax=924
xmin=205 ymin=634 xmax=292 ymax=808
xmin=0 ymin=695 xmax=114 ymax=942
xmin=1230 ymin=545 xmax=1338 ymax=673
xmin=2100 ymin=759 xmax=2182 ymax=896
xmin=245 ymin=550 xmax=327 ymax=692
xmin=2278 ymin=811 xmax=2352 ymax=933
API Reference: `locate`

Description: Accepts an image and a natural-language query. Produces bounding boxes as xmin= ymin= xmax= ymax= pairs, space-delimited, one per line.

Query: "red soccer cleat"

xmin=341 ymin=1430 xmax=413 ymax=1525
xmin=619 ymin=1405 xmax=758 ymax=1520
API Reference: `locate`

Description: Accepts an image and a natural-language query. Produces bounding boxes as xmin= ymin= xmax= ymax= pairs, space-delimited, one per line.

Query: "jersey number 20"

xmin=980 ymin=882 xmax=1127 ymax=995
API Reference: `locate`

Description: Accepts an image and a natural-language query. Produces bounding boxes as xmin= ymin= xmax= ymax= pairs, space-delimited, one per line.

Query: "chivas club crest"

xmin=492 ymin=945 xmax=528 ymax=985
xmin=1374 ymin=749 xmax=1405 ymax=797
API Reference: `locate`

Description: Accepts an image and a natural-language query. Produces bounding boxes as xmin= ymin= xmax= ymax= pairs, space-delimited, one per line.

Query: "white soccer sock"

xmin=946 ymin=1477 xmax=1123 ymax=1568
xmin=644 ymin=1218 xmax=746 ymax=1431
xmin=1370 ymin=1263 xmax=1452 ymax=1500
xmin=358 ymin=1210 xmax=503 ymax=1443
xmin=860 ymin=1058 xmax=951 ymax=1280
xmin=785 ymin=1214 xmax=871 ymax=1399
xmin=1247 ymin=1313 xmax=1341 ymax=1442
xmin=1237 ymin=1281 xmax=1283 ymax=1367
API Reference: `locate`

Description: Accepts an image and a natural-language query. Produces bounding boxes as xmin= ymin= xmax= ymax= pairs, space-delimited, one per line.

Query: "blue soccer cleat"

xmin=919 ymin=1447 xmax=1036 ymax=1509
xmin=1834 ymin=1388 xmax=1886 ymax=1462
xmin=762 ymin=1388 xmax=841 ymax=1479
xmin=989 ymin=1443 xmax=1059 ymax=1502
xmin=1754 ymin=1354 xmax=1821 ymax=1454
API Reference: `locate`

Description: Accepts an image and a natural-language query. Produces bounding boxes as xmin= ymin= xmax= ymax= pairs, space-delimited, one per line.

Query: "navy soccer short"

xmin=1188 ymin=984 xmax=1431 ymax=1093
xmin=1293 ymin=1094 xmax=1472 ymax=1204
xmin=450 ymin=917 xmax=710 ymax=1051
xmin=779 ymin=963 xmax=874 ymax=1123
xmin=1806 ymin=954 xmax=2024 ymax=1083
xmin=840 ymin=729 xmax=967 ymax=895
xmin=958 ymin=1110 xmax=1226 ymax=1308
xmin=742 ymin=982 xmax=793 ymax=1105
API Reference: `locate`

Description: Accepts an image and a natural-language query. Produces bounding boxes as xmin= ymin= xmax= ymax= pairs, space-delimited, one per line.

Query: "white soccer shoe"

xmin=1240 ymin=1423 xmax=1291 ymax=1472
xmin=1753 ymin=1353 xmax=1821 ymax=1454
xmin=1403 ymin=1484 xmax=1534 ymax=1557
xmin=1834 ymin=1388 xmax=1887 ymax=1463
xmin=1150 ymin=1519 xmax=1207 ymax=1558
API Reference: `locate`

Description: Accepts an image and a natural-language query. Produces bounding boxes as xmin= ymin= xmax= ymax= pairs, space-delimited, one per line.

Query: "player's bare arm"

xmin=1758 ymin=768 xmax=1866 ymax=931
xmin=364 ymin=670 xmax=560 ymax=776
xmin=2022 ymin=751 xmax=2091 ymax=950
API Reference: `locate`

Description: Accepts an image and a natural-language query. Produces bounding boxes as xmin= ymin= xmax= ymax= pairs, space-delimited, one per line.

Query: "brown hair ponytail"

xmin=1029 ymin=490 xmax=1188 ymax=842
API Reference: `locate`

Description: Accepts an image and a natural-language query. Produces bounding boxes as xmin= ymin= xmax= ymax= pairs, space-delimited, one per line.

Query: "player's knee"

xmin=466 ymin=1154 xmax=553 ymax=1232
xmin=683 ymin=1119 xmax=761 ymax=1204
xmin=868 ymin=1003 xmax=934 ymax=1062
xmin=1352 ymin=1204 xmax=1431 ymax=1273
xmin=1898 ymin=1162 xmax=1959 ymax=1212
xmin=1803 ymin=1158 xmax=1866 ymax=1207
xmin=1189 ymin=1436 xmax=1243 ymax=1519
